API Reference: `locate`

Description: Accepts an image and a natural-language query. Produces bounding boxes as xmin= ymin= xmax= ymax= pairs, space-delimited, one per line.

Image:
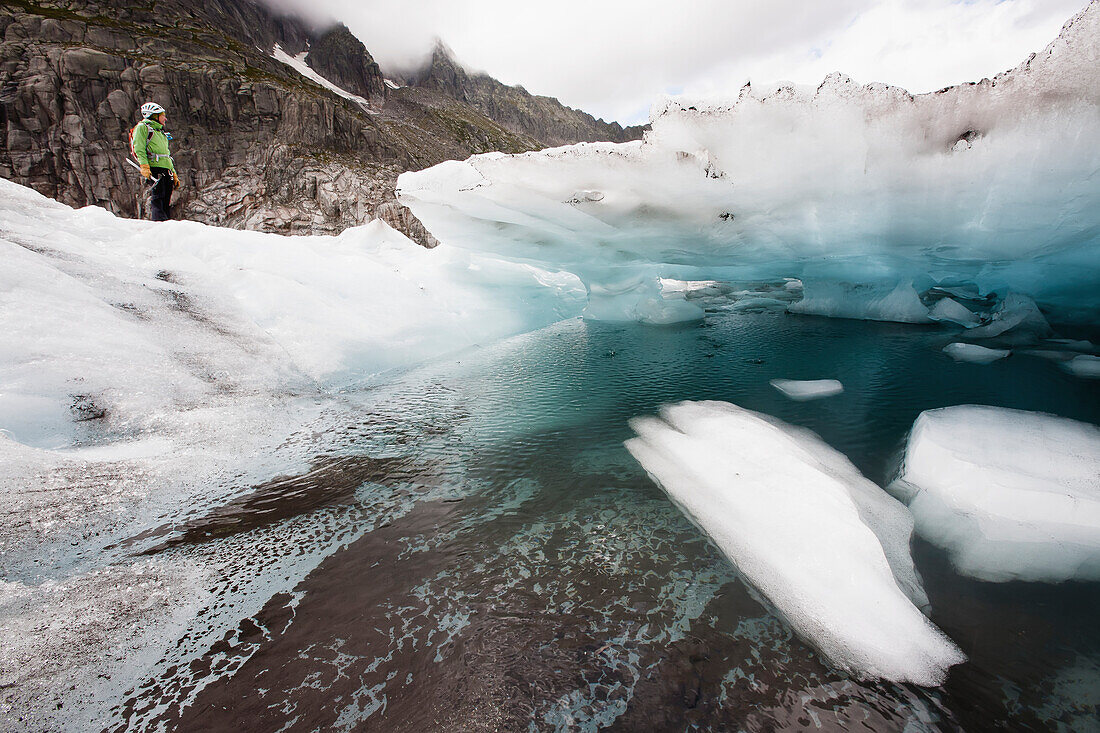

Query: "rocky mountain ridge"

xmin=0 ymin=0 xmax=645 ymax=242
xmin=406 ymin=40 xmax=641 ymax=149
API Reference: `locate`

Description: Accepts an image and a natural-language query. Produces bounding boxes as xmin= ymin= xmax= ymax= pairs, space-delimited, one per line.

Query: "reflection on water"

xmin=119 ymin=310 xmax=1100 ymax=732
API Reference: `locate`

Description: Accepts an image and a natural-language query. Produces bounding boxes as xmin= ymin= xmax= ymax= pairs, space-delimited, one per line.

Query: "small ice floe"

xmin=942 ymin=343 xmax=1010 ymax=364
xmin=770 ymin=379 xmax=844 ymax=401
xmin=1063 ymin=354 xmax=1100 ymax=378
xmin=625 ymin=401 xmax=965 ymax=685
xmin=890 ymin=405 xmax=1100 ymax=582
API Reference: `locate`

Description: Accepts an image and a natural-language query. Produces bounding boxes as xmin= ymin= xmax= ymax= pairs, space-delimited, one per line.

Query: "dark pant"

xmin=146 ymin=166 xmax=174 ymax=221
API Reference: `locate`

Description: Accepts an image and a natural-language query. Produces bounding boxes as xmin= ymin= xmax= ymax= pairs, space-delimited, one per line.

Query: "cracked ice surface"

xmin=397 ymin=4 xmax=1100 ymax=325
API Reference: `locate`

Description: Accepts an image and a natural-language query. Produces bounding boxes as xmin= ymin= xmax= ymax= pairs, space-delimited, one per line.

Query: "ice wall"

xmin=625 ymin=401 xmax=965 ymax=686
xmin=398 ymin=3 xmax=1100 ymax=325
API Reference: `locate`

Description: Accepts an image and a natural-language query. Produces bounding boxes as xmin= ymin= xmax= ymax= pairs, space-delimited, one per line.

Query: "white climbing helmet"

xmin=140 ymin=102 xmax=166 ymax=118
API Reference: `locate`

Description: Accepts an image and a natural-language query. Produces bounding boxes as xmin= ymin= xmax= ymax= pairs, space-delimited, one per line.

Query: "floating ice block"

xmin=770 ymin=379 xmax=845 ymax=401
xmin=625 ymin=401 xmax=965 ymax=685
xmin=942 ymin=343 xmax=1011 ymax=364
xmin=891 ymin=406 xmax=1100 ymax=582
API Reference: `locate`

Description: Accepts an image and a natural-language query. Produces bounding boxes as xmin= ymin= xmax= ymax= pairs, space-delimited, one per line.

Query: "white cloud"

xmin=298 ymin=0 xmax=1089 ymax=124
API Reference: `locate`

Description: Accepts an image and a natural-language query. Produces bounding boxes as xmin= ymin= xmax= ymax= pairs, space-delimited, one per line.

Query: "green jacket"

xmin=133 ymin=118 xmax=175 ymax=171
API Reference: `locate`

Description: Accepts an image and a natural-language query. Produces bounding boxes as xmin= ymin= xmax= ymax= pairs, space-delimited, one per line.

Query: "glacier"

xmin=890 ymin=406 xmax=1100 ymax=583
xmin=397 ymin=3 xmax=1100 ymax=328
xmin=0 ymin=172 xmax=587 ymax=565
xmin=0 ymin=176 xmax=585 ymax=728
xmin=624 ymin=401 xmax=965 ymax=686
xmin=3 ymin=3 xmax=1100 ymax=726
xmin=0 ymin=176 xmax=584 ymax=452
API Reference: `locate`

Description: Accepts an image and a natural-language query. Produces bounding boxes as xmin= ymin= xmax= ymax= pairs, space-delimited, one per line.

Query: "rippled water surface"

xmin=117 ymin=309 xmax=1100 ymax=732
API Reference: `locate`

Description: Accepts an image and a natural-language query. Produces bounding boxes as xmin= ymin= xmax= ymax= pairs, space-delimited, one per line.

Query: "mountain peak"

xmin=305 ymin=23 xmax=386 ymax=101
xmin=430 ymin=37 xmax=458 ymax=62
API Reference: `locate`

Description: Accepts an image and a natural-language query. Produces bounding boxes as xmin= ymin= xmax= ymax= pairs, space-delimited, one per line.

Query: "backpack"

xmin=128 ymin=120 xmax=151 ymax=160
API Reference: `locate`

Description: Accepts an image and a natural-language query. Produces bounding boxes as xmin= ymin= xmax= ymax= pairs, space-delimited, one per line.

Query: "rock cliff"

xmin=0 ymin=0 xmax=646 ymax=243
xmin=304 ymin=24 xmax=386 ymax=103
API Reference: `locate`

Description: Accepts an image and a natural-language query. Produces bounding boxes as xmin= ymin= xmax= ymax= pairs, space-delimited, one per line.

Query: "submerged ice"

xmin=398 ymin=4 xmax=1100 ymax=326
xmin=624 ymin=401 xmax=965 ymax=686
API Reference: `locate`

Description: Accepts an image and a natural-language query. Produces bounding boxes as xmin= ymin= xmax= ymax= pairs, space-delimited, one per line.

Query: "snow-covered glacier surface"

xmin=0 ymin=177 xmax=583 ymax=452
xmin=891 ymin=406 xmax=1100 ymax=583
xmin=625 ymin=401 xmax=964 ymax=686
xmin=398 ymin=3 xmax=1100 ymax=327
xmin=0 ymin=177 xmax=583 ymax=729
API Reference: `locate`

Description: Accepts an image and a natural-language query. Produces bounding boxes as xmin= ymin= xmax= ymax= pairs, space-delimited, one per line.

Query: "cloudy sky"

xmin=291 ymin=0 xmax=1089 ymax=124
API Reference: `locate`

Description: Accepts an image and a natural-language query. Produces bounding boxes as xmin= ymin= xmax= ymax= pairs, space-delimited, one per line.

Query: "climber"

xmin=130 ymin=102 xmax=181 ymax=221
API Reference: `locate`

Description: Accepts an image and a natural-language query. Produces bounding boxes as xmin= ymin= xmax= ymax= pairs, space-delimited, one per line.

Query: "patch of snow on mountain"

xmin=272 ymin=44 xmax=371 ymax=109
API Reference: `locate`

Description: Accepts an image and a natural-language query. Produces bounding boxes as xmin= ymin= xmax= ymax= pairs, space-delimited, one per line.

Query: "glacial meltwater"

xmin=96 ymin=301 xmax=1100 ymax=733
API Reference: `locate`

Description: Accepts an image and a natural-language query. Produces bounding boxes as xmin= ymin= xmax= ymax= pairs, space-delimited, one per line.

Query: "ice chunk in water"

xmin=1063 ymin=355 xmax=1100 ymax=378
xmin=624 ymin=401 xmax=965 ymax=685
xmin=890 ymin=406 xmax=1100 ymax=582
xmin=770 ymin=379 xmax=844 ymax=401
xmin=942 ymin=343 xmax=1010 ymax=364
